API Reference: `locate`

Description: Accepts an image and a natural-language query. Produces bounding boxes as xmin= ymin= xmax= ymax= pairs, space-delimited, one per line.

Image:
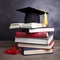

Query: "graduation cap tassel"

xmin=43 ymin=12 xmax=48 ymax=27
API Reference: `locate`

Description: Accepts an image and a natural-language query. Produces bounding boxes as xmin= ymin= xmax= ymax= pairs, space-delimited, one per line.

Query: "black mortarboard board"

xmin=16 ymin=7 xmax=48 ymax=23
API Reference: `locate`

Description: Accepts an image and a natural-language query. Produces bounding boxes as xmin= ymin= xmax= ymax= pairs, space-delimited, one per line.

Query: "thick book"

xmin=15 ymin=35 xmax=53 ymax=45
xmin=29 ymin=27 xmax=54 ymax=33
xmin=18 ymin=40 xmax=54 ymax=49
xmin=16 ymin=32 xmax=49 ymax=38
xmin=9 ymin=23 xmax=46 ymax=29
xmin=21 ymin=48 xmax=53 ymax=55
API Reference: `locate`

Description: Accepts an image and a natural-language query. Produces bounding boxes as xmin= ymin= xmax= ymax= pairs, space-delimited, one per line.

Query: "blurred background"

xmin=0 ymin=0 xmax=60 ymax=40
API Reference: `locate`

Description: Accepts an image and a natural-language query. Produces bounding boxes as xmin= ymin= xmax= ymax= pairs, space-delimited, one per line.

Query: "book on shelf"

xmin=16 ymin=32 xmax=49 ymax=38
xmin=18 ymin=40 xmax=54 ymax=49
xmin=21 ymin=47 xmax=53 ymax=55
xmin=15 ymin=35 xmax=53 ymax=45
xmin=9 ymin=23 xmax=46 ymax=29
xmin=29 ymin=27 xmax=54 ymax=33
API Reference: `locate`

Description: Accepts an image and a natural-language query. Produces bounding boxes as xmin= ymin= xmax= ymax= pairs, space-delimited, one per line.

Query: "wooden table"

xmin=0 ymin=40 xmax=60 ymax=60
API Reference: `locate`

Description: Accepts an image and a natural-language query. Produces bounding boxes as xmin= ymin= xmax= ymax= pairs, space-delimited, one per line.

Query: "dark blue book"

xmin=22 ymin=47 xmax=40 ymax=50
xmin=21 ymin=47 xmax=53 ymax=56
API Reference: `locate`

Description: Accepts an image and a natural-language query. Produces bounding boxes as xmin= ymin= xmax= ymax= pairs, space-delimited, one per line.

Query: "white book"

xmin=15 ymin=35 xmax=53 ymax=45
xmin=22 ymin=49 xmax=53 ymax=55
xmin=18 ymin=40 xmax=54 ymax=49
xmin=29 ymin=28 xmax=54 ymax=33
xmin=9 ymin=23 xmax=23 ymax=29
xmin=9 ymin=23 xmax=46 ymax=29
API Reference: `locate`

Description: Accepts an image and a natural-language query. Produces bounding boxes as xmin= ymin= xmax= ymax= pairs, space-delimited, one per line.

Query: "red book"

xmin=16 ymin=32 xmax=27 ymax=37
xmin=16 ymin=32 xmax=48 ymax=38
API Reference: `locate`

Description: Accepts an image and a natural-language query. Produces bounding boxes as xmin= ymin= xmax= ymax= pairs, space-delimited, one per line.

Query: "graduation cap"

xmin=16 ymin=7 xmax=48 ymax=23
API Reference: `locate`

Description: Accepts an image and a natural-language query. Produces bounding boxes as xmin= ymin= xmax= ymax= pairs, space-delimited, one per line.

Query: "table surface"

xmin=0 ymin=40 xmax=60 ymax=60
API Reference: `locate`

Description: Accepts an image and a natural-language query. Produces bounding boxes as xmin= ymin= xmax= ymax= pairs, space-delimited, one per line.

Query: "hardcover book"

xmin=15 ymin=35 xmax=53 ymax=45
xmin=16 ymin=32 xmax=48 ymax=38
xmin=21 ymin=47 xmax=53 ymax=55
xmin=29 ymin=27 xmax=54 ymax=33
xmin=18 ymin=40 xmax=54 ymax=49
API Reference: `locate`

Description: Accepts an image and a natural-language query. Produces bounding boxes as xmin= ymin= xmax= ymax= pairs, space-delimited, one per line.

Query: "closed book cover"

xmin=15 ymin=35 xmax=53 ymax=45
xmin=21 ymin=47 xmax=53 ymax=55
xmin=29 ymin=27 xmax=54 ymax=33
xmin=16 ymin=32 xmax=48 ymax=38
xmin=18 ymin=40 xmax=54 ymax=49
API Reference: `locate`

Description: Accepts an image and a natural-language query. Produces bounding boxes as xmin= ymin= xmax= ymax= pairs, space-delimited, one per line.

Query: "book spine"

xmin=16 ymin=32 xmax=48 ymax=38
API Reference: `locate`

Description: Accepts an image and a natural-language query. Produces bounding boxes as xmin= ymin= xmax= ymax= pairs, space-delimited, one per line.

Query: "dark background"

xmin=0 ymin=0 xmax=60 ymax=40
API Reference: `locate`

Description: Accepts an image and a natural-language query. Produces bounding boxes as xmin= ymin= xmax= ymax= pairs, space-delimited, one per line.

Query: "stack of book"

xmin=13 ymin=23 xmax=54 ymax=55
xmin=9 ymin=7 xmax=55 ymax=55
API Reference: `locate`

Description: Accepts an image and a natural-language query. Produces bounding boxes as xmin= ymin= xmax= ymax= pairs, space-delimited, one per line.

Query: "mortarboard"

xmin=16 ymin=7 xmax=48 ymax=23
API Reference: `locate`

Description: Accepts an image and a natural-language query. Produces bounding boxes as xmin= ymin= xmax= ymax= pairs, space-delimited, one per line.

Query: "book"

xmin=9 ymin=23 xmax=46 ymax=29
xmin=29 ymin=27 xmax=54 ymax=33
xmin=16 ymin=32 xmax=27 ymax=37
xmin=21 ymin=47 xmax=53 ymax=55
xmin=16 ymin=32 xmax=49 ymax=38
xmin=15 ymin=35 xmax=53 ymax=45
xmin=18 ymin=40 xmax=54 ymax=49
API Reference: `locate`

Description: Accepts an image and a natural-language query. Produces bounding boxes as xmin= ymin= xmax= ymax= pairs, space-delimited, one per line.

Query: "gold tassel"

xmin=43 ymin=12 xmax=48 ymax=27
